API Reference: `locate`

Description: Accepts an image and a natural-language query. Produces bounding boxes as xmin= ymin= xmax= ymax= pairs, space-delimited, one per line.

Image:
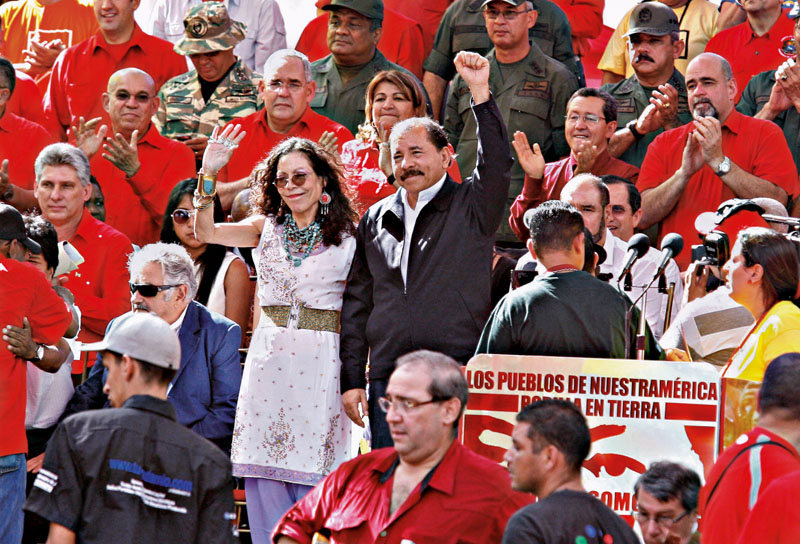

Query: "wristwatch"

xmin=29 ymin=344 xmax=45 ymax=363
xmin=626 ymin=119 xmax=644 ymax=141
xmin=1 ymin=184 xmax=13 ymax=202
xmin=714 ymin=156 xmax=731 ymax=177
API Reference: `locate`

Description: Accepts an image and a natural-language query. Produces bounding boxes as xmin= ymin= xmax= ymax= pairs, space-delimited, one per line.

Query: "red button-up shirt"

xmin=44 ymin=24 xmax=186 ymax=140
xmin=62 ymin=209 xmax=133 ymax=348
xmin=0 ymin=111 xmax=54 ymax=191
xmin=90 ymin=123 xmax=195 ymax=247
xmin=638 ymin=110 xmax=798 ymax=269
xmin=8 ymin=70 xmax=47 ymax=126
xmin=0 ymin=256 xmax=72 ymax=456
xmin=704 ymin=10 xmax=796 ymax=102
xmin=273 ymin=440 xmax=532 ymax=544
xmin=219 ymin=106 xmax=353 ymax=183
xmin=508 ymin=148 xmax=640 ymax=241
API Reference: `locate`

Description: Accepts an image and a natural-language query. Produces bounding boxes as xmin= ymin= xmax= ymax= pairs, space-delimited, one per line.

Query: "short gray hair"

xmin=34 ymin=144 xmax=91 ymax=187
xmin=128 ymin=242 xmax=198 ymax=300
xmin=263 ymin=49 xmax=312 ymax=82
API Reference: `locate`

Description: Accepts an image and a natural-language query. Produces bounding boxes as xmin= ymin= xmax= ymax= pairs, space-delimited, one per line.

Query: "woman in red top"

xmin=341 ymin=70 xmax=461 ymax=216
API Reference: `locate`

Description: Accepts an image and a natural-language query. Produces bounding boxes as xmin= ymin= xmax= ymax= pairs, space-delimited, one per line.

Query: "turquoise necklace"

xmin=282 ymin=214 xmax=322 ymax=267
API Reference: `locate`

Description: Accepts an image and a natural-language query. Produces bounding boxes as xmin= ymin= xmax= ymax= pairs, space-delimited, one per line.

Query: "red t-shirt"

xmin=219 ymin=106 xmax=353 ymax=183
xmin=704 ymin=10 xmax=796 ymax=102
xmin=43 ymin=24 xmax=187 ymax=140
xmin=0 ymin=255 xmax=72 ymax=456
xmin=736 ymin=469 xmax=800 ymax=544
xmin=7 ymin=70 xmax=47 ymax=126
xmin=699 ymin=427 xmax=800 ymax=544
xmin=508 ymin=149 xmax=640 ymax=242
xmin=637 ymin=111 xmax=798 ymax=269
xmin=0 ymin=111 xmax=53 ymax=191
xmin=274 ymin=440 xmax=533 ymax=543
xmin=296 ymin=7 xmax=426 ymax=79
xmin=90 ymin=123 xmax=195 ymax=247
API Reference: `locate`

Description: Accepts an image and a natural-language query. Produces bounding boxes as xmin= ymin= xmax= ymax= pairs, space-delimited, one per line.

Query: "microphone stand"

xmin=620 ymin=275 xmax=659 ymax=360
xmin=663 ymin=281 xmax=676 ymax=331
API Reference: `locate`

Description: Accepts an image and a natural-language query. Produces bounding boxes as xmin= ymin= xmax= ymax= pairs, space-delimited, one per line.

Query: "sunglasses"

xmin=274 ymin=171 xmax=310 ymax=188
xmin=129 ymin=283 xmax=179 ymax=297
xmin=172 ymin=208 xmax=196 ymax=225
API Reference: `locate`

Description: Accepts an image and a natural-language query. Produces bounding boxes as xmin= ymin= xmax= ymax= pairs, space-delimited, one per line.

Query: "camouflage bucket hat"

xmin=174 ymin=2 xmax=247 ymax=56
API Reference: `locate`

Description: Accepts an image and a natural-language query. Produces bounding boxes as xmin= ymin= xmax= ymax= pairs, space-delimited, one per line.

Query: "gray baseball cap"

xmin=0 ymin=204 xmax=41 ymax=254
xmin=322 ymin=0 xmax=384 ymax=21
xmin=624 ymin=2 xmax=679 ymax=38
xmin=480 ymin=0 xmax=527 ymax=7
xmin=81 ymin=312 xmax=181 ymax=370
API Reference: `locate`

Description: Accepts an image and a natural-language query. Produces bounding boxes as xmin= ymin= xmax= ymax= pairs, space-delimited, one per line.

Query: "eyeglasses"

xmin=483 ymin=7 xmax=530 ymax=21
xmin=129 ymin=283 xmax=180 ymax=297
xmin=274 ymin=171 xmax=310 ymax=188
xmin=565 ymin=113 xmax=603 ymax=125
xmin=266 ymin=80 xmax=305 ymax=93
xmin=378 ymin=396 xmax=447 ymax=414
xmin=171 ymin=208 xmax=196 ymax=225
xmin=113 ymin=90 xmax=154 ymax=103
xmin=632 ymin=510 xmax=690 ymax=529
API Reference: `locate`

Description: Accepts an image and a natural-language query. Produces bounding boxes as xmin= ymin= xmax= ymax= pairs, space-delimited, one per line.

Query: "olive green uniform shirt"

xmin=445 ymin=42 xmax=578 ymax=243
xmin=423 ymin=0 xmax=581 ymax=84
xmin=155 ymin=57 xmax=262 ymax=141
xmin=310 ymin=49 xmax=419 ymax=136
xmin=737 ymin=69 xmax=800 ymax=171
xmin=601 ymin=69 xmax=692 ymax=169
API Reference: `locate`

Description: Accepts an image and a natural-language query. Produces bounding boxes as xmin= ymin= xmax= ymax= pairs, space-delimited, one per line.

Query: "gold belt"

xmin=261 ymin=306 xmax=341 ymax=334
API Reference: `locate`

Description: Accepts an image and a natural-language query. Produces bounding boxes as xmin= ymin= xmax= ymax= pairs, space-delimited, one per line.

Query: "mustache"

xmin=132 ymin=302 xmax=150 ymax=312
xmin=399 ymin=169 xmax=424 ymax=181
xmin=634 ymin=53 xmax=655 ymax=63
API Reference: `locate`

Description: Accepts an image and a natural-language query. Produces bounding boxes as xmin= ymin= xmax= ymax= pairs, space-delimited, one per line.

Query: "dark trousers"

xmin=368 ymin=378 xmax=394 ymax=449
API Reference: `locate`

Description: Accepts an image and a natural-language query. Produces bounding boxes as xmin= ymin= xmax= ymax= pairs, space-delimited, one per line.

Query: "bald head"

xmin=103 ymin=68 xmax=159 ymax=137
xmin=561 ymin=174 xmax=609 ymax=243
xmin=686 ymin=53 xmax=737 ymax=121
xmin=108 ymin=67 xmax=156 ymax=94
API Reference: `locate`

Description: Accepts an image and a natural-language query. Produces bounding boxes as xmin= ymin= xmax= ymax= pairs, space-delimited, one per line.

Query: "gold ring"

xmin=781 ymin=74 xmax=789 ymax=81
xmin=662 ymin=103 xmax=671 ymax=109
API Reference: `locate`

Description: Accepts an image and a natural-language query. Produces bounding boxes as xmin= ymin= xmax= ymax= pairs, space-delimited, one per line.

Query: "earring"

xmin=319 ymin=191 xmax=331 ymax=215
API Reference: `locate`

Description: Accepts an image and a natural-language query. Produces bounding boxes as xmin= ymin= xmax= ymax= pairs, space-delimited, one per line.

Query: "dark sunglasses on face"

xmin=274 ymin=171 xmax=309 ymax=188
xmin=129 ymin=283 xmax=179 ymax=297
xmin=172 ymin=208 xmax=196 ymax=224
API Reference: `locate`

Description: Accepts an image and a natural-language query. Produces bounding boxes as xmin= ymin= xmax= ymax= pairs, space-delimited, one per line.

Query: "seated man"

xmin=74 ymin=68 xmax=195 ymax=246
xmin=637 ymin=53 xmax=797 ymax=270
xmin=273 ymin=350 xmax=532 ymax=543
xmin=63 ymin=243 xmax=242 ymax=452
xmin=502 ymin=399 xmax=639 ymax=543
xmin=475 ymin=200 xmax=661 ymax=359
xmin=633 ymin=462 xmax=701 ymax=544
xmin=508 ymin=88 xmax=640 ymax=242
xmin=155 ymin=2 xmax=262 ymax=163
xmin=25 ymin=312 xmax=238 ymax=544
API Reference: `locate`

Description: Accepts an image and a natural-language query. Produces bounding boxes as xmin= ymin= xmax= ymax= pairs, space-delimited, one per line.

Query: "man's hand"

xmin=0 ymin=159 xmax=10 ymax=198
xmin=185 ymin=135 xmax=210 ymax=160
xmin=573 ymin=141 xmax=599 ymax=175
xmin=201 ymin=124 xmax=246 ymax=176
xmin=776 ymin=58 xmax=800 ymax=113
xmin=22 ymin=38 xmax=64 ymax=76
xmin=71 ymin=117 xmax=108 ymax=159
xmin=511 ymin=131 xmax=545 ymax=179
xmin=454 ymin=51 xmax=491 ymax=104
xmin=318 ymin=131 xmax=338 ymax=156
xmin=27 ymin=453 xmax=45 ymax=474
xmin=342 ymin=388 xmax=368 ymax=427
xmin=3 ymin=318 xmax=37 ymax=360
xmin=103 ymin=130 xmax=141 ymax=178
xmin=691 ymin=116 xmax=724 ymax=168
xmin=678 ymin=130 xmax=704 ymax=179
xmin=650 ymin=83 xmax=680 ymax=130
xmin=682 ymin=261 xmax=710 ymax=305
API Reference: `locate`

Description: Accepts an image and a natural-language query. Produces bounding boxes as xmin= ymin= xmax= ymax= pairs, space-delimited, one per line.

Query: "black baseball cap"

xmin=0 ymin=204 xmax=41 ymax=254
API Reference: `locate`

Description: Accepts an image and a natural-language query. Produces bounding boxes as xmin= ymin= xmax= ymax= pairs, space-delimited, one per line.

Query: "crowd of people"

xmin=3 ymin=0 xmax=800 ymax=542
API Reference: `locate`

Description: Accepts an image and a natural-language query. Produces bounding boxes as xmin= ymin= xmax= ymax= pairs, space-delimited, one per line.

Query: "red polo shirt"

xmin=273 ymin=440 xmax=532 ymax=544
xmin=7 ymin=70 xmax=47 ymax=126
xmin=296 ymin=5 xmax=426 ymax=78
xmin=704 ymin=10 xmax=796 ymax=102
xmin=508 ymin=149 xmax=640 ymax=241
xmin=62 ymin=209 xmax=132 ymax=349
xmin=90 ymin=123 xmax=195 ymax=247
xmin=43 ymin=24 xmax=186 ymax=140
xmin=0 ymin=111 xmax=54 ymax=191
xmin=219 ymin=106 xmax=353 ymax=183
xmin=0 ymin=255 xmax=72 ymax=456
xmin=637 ymin=110 xmax=798 ymax=269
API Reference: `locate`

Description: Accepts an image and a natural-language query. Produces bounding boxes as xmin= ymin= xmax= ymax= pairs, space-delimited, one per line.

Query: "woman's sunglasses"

xmin=172 ymin=208 xmax=196 ymax=225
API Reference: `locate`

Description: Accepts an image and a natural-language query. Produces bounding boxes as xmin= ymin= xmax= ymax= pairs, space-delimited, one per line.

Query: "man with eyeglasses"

xmin=445 ymin=0 xmax=579 ymax=245
xmin=70 ymin=68 xmax=195 ymax=247
xmin=214 ymin=49 xmax=352 ymax=210
xmin=633 ymin=462 xmax=701 ymax=544
xmin=155 ymin=2 xmax=262 ymax=164
xmin=508 ymin=88 xmax=640 ymax=243
xmin=62 ymin=242 xmax=242 ymax=453
xmin=274 ymin=350 xmax=531 ymax=543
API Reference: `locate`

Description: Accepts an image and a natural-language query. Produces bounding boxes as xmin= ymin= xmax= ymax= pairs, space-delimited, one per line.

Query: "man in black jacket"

xmin=339 ymin=50 xmax=512 ymax=448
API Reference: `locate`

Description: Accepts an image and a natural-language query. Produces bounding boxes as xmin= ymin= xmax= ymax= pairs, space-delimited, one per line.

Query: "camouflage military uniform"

xmin=155 ymin=57 xmax=262 ymax=141
xmin=601 ymin=69 xmax=692 ymax=169
xmin=310 ymin=49 xmax=419 ymax=136
xmin=423 ymin=0 xmax=581 ymax=84
xmin=738 ymin=69 xmax=800 ymax=171
xmin=445 ymin=41 xmax=578 ymax=244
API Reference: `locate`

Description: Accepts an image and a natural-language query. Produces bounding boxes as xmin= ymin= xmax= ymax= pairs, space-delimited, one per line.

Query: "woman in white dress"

xmin=195 ymin=125 xmax=358 ymax=543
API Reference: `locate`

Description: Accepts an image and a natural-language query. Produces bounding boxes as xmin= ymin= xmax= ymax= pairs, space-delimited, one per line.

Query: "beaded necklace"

xmin=282 ymin=214 xmax=322 ymax=267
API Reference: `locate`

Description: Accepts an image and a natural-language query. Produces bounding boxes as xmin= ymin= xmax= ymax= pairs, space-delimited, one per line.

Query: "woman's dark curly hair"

xmin=160 ymin=178 xmax=227 ymax=306
xmin=249 ymin=137 xmax=357 ymax=246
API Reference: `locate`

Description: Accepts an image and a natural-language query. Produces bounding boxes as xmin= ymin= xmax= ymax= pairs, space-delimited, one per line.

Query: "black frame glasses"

xmin=129 ymin=283 xmax=180 ymax=297
xmin=632 ymin=509 xmax=690 ymax=529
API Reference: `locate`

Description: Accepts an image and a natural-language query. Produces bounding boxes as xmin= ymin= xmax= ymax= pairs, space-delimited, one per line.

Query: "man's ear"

xmin=122 ymin=354 xmax=137 ymax=381
xmin=102 ymin=92 xmax=111 ymax=114
xmin=440 ymin=397 xmax=461 ymax=427
xmin=372 ymin=26 xmax=383 ymax=46
xmin=527 ymin=238 xmax=538 ymax=261
xmin=672 ymin=38 xmax=685 ymax=60
xmin=632 ymin=208 xmax=643 ymax=229
xmin=174 ymin=284 xmax=190 ymax=303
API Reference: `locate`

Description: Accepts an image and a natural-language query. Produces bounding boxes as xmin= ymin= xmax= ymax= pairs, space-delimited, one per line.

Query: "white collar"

xmin=169 ymin=304 xmax=190 ymax=333
xmin=400 ymin=172 xmax=448 ymax=211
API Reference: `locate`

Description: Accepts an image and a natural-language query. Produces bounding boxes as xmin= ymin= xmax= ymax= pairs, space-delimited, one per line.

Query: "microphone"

xmin=617 ymin=233 xmax=650 ymax=282
xmin=653 ymin=233 xmax=684 ymax=281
